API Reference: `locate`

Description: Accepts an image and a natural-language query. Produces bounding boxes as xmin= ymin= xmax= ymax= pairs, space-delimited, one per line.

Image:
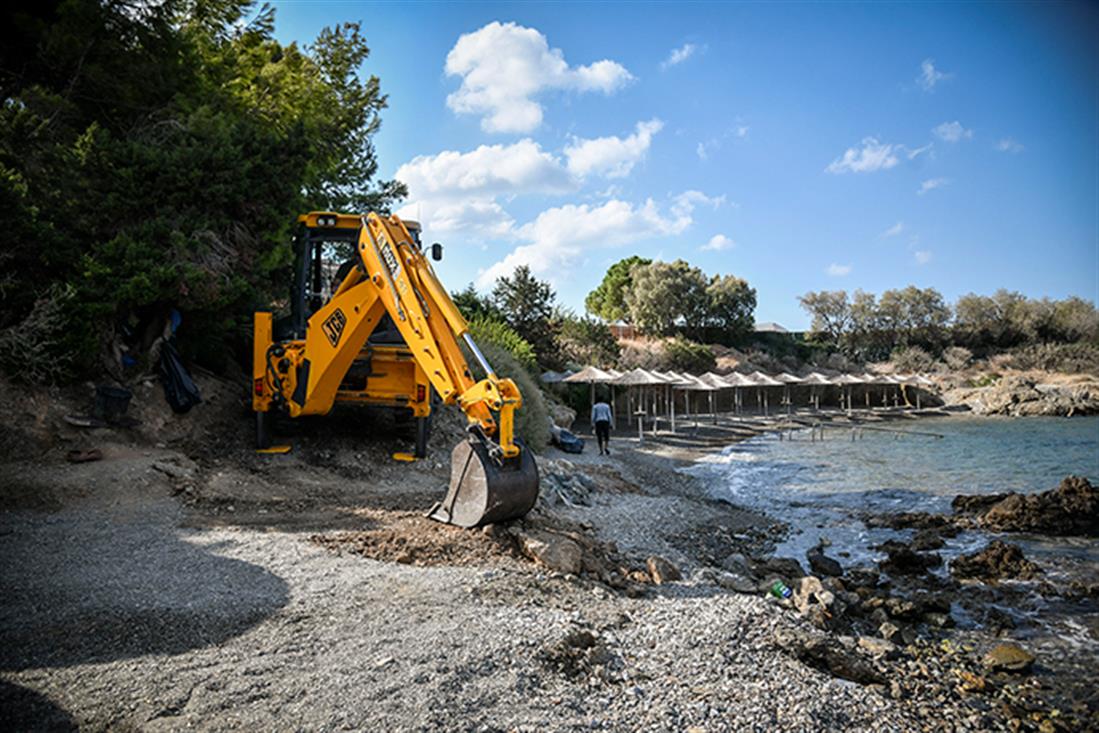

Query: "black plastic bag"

xmin=158 ymin=340 xmax=202 ymax=414
xmin=550 ymin=426 xmax=585 ymax=454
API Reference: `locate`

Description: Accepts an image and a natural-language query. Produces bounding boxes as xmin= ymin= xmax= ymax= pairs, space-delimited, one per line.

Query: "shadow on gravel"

xmin=0 ymin=680 xmax=77 ymax=731
xmin=0 ymin=509 xmax=289 ymax=671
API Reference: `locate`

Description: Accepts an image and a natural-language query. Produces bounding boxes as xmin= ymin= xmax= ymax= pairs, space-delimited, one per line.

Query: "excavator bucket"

xmin=427 ymin=439 xmax=539 ymax=528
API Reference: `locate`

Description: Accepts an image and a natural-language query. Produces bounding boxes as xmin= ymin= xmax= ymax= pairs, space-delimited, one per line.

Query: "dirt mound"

xmin=311 ymin=511 xmax=523 ymax=568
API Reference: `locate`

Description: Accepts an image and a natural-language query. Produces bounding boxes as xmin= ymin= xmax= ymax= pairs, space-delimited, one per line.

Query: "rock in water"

xmin=807 ymin=546 xmax=844 ymax=577
xmin=876 ymin=540 xmax=942 ymax=576
xmin=517 ymin=530 xmax=583 ymax=575
xmin=646 ymin=555 xmax=681 ymax=584
xmin=953 ymin=476 xmax=1099 ymax=536
xmin=950 ymin=540 xmax=1042 ymax=582
xmin=982 ymin=642 xmax=1035 ymax=672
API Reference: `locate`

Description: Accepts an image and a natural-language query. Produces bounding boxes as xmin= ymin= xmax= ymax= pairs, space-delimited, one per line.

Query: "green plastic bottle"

xmin=770 ymin=580 xmax=793 ymax=599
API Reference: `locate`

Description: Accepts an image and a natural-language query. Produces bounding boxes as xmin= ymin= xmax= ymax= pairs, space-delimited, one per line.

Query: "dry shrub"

xmin=0 ymin=284 xmax=75 ymax=384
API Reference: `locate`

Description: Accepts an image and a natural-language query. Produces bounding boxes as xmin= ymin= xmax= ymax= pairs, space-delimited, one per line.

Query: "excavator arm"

xmin=253 ymin=212 xmax=538 ymax=526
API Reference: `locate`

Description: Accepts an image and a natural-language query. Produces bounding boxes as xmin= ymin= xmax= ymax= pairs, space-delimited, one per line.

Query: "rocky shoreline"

xmin=941 ymin=373 xmax=1099 ymax=417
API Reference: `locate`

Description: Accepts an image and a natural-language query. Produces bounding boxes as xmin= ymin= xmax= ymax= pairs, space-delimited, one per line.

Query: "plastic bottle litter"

xmin=769 ymin=580 xmax=793 ymax=599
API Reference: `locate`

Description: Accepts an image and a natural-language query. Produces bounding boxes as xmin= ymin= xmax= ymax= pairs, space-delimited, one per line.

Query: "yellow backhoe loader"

xmin=251 ymin=211 xmax=539 ymax=527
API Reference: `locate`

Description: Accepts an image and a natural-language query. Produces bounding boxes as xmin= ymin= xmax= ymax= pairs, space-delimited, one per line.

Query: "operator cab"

xmin=281 ymin=212 xmax=423 ymax=341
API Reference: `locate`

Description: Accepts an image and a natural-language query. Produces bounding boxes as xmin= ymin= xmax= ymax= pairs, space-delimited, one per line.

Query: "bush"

xmin=664 ymin=337 xmax=716 ymax=373
xmin=942 ymin=346 xmax=973 ymax=371
xmin=472 ymin=341 xmax=549 ymax=451
xmin=468 ymin=316 xmax=537 ymax=372
xmin=1003 ymin=343 xmax=1099 ymax=375
xmin=0 ymin=284 xmax=76 ymax=384
xmin=557 ymin=315 xmax=620 ymax=368
xmin=890 ymin=346 xmax=935 ymax=373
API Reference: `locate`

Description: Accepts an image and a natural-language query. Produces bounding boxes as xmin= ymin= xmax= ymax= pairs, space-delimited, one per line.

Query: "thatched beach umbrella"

xmin=831 ymin=373 xmax=866 ymax=413
xmin=721 ymin=372 xmax=757 ymax=415
xmin=564 ymin=366 xmax=614 ymax=422
xmin=773 ymin=372 xmax=805 ymax=414
xmin=611 ymin=368 xmax=668 ymax=440
xmin=802 ymin=372 xmax=835 ymax=410
xmin=748 ymin=371 xmax=784 ymax=416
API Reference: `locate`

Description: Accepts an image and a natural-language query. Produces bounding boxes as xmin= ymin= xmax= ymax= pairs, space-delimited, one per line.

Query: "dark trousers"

xmin=595 ymin=420 xmax=610 ymax=452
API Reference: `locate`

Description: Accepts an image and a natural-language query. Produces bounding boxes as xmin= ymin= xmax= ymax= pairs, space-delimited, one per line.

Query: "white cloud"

xmin=933 ymin=121 xmax=973 ymax=142
xmin=914 ymin=250 xmax=933 ymax=265
xmin=734 ymin=124 xmax=750 ymax=138
xmin=918 ymin=177 xmax=949 ymax=195
xmin=826 ymin=263 xmax=852 ymax=277
xmin=445 ymin=21 xmax=633 ymax=133
xmin=827 ymin=137 xmax=900 ymax=174
xmin=881 ymin=221 xmax=904 ymax=238
xmin=906 ymin=142 xmax=934 ymax=160
xmin=396 ymin=140 xmax=572 ymax=199
xmin=701 ymin=234 xmax=735 ymax=251
xmin=671 ymin=190 xmax=726 ymax=218
xmin=661 ymin=43 xmax=700 ymax=69
xmin=996 ymin=137 xmax=1024 ymax=153
xmin=477 ymin=197 xmax=696 ymax=285
xmin=696 ymin=142 xmax=708 ymax=160
xmin=917 ymin=58 xmax=950 ymax=91
xmin=565 ymin=119 xmax=664 ymax=178
xmin=395 ymin=139 xmax=574 ymax=236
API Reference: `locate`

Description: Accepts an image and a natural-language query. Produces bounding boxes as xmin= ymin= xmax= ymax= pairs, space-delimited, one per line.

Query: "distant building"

xmin=754 ymin=321 xmax=789 ymax=334
xmin=608 ymin=321 xmax=638 ymax=340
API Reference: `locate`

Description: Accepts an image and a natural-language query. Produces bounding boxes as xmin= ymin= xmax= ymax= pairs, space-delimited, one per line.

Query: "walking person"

xmin=591 ymin=397 xmax=613 ymax=455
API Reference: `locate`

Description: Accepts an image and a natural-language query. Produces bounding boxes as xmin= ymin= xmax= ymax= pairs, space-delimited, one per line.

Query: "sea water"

xmin=685 ymin=415 xmax=1099 ymax=646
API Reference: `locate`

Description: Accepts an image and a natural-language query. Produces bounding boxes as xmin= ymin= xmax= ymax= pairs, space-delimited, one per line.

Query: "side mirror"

xmin=431 ymin=243 xmax=443 ymax=261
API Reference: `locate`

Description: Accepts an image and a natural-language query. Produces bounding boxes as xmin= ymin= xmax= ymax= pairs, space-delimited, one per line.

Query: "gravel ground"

xmin=1 ymin=381 xmax=1033 ymax=732
xmin=0 ymin=434 xmax=976 ymax=733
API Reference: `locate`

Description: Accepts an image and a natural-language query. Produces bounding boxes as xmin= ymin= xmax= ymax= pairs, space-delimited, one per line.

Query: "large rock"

xmin=876 ymin=540 xmax=942 ymax=576
xmin=793 ymin=576 xmax=844 ymax=629
xmin=983 ymin=642 xmax=1035 ymax=672
xmin=942 ymin=375 xmax=1099 ymax=417
xmin=750 ymin=556 xmax=806 ymax=585
xmin=807 ymin=545 xmax=844 ymax=577
xmin=646 ymin=555 xmax=681 ymax=584
xmin=517 ymin=530 xmax=583 ymax=575
xmin=950 ymin=540 xmax=1042 ymax=582
xmin=857 ymin=635 xmax=899 ymax=659
xmin=773 ymin=629 xmax=886 ymax=685
xmin=953 ymin=476 xmax=1098 ymax=536
xmin=549 ymin=402 xmax=577 ymax=429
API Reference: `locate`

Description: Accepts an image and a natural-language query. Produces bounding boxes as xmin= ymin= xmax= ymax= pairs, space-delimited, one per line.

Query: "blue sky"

xmin=273 ymin=1 xmax=1098 ymax=329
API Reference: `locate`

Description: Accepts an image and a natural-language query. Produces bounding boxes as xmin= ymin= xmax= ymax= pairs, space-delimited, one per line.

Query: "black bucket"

xmin=93 ymin=385 xmax=133 ymax=424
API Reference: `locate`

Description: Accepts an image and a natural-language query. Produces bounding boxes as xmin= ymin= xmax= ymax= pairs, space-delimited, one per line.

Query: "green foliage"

xmin=704 ymin=274 xmax=756 ymax=343
xmin=890 ymin=345 xmax=935 ymax=373
xmin=474 ymin=342 xmax=550 ymax=451
xmin=955 ymin=290 xmax=1099 ymax=351
xmin=452 ymin=284 xmax=503 ymax=322
xmin=625 ymin=260 xmax=709 ymax=338
xmin=557 ymin=314 xmax=620 ymax=368
xmin=585 ymin=255 xmax=650 ymax=321
xmin=800 ymin=287 xmax=951 ymax=359
xmin=0 ymin=0 xmax=404 ymax=379
xmin=663 ymin=337 xmax=716 ymax=373
xmin=1003 ymin=343 xmax=1099 ymax=375
xmin=622 ymin=259 xmax=756 ymax=344
xmin=468 ymin=316 xmax=537 ymax=372
xmin=491 ymin=265 xmax=560 ymax=370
